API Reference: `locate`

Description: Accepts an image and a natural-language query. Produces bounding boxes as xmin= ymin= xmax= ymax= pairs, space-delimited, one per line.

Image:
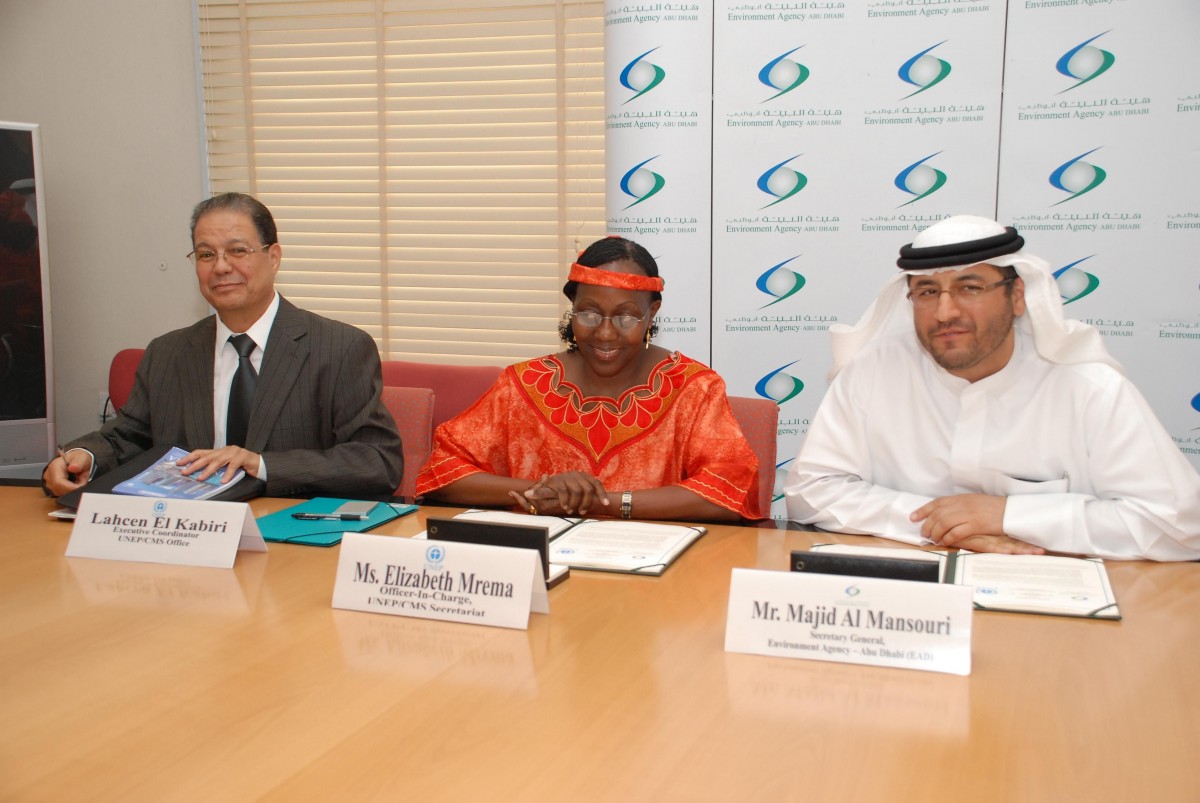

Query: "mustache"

xmin=930 ymin=319 xmax=974 ymax=334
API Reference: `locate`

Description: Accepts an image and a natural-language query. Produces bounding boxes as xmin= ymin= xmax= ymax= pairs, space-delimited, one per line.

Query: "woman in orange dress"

xmin=416 ymin=236 xmax=761 ymax=522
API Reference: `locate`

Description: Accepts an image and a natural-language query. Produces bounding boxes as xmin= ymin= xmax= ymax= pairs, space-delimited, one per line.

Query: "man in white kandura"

xmin=784 ymin=215 xmax=1200 ymax=560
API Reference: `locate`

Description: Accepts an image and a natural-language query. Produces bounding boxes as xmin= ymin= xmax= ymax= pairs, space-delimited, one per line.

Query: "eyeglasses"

xmin=569 ymin=309 xmax=647 ymax=331
xmin=906 ymin=277 xmax=1015 ymax=309
xmin=187 ymin=244 xmax=271 ymax=265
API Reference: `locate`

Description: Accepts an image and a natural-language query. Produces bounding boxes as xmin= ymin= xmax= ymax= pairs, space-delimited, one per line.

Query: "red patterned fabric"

xmin=567 ymin=262 xmax=664 ymax=291
xmin=416 ymin=352 xmax=762 ymax=518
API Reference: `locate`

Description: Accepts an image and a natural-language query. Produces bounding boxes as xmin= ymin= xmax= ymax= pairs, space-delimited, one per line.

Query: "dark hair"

xmin=190 ymin=192 xmax=278 ymax=247
xmin=998 ymin=264 xmax=1018 ymax=295
xmin=559 ymin=236 xmax=661 ymax=351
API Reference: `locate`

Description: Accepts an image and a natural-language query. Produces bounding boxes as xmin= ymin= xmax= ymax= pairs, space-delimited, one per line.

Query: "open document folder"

xmin=802 ymin=544 xmax=1120 ymax=620
xmin=452 ymin=510 xmax=706 ymax=576
xmin=256 ymin=498 xmax=417 ymax=546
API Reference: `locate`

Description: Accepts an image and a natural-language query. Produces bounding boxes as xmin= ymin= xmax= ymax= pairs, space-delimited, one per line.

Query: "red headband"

xmin=569 ymin=263 xmax=664 ymax=292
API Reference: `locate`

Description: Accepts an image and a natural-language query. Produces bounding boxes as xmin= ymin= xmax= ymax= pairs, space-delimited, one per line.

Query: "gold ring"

xmin=528 ymin=503 xmax=538 ymax=515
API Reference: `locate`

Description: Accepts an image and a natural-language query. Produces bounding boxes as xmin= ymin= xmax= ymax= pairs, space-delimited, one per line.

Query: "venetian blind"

xmin=195 ymin=0 xmax=605 ymax=364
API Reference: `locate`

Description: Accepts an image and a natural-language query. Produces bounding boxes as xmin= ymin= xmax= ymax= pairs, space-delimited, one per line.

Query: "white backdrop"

xmin=605 ymin=0 xmax=1200 ymax=518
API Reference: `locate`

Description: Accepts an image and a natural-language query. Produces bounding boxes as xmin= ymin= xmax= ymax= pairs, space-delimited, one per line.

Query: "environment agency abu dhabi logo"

xmin=756 ymin=256 xmax=806 ymax=308
xmin=1056 ymin=32 xmax=1115 ymax=93
xmin=619 ymin=157 xmax=665 ymax=209
xmin=759 ymin=47 xmax=810 ymax=102
xmin=1053 ymin=256 xmax=1100 ymax=304
xmin=755 ymin=361 xmax=804 ymax=404
xmin=620 ymin=47 xmax=665 ymax=104
xmin=758 ymin=156 xmax=808 ymax=208
xmin=895 ymin=153 xmax=947 ymax=207
xmin=1049 ymin=148 xmax=1106 ymax=205
xmin=898 ymin=42 xmax=951 ymax=99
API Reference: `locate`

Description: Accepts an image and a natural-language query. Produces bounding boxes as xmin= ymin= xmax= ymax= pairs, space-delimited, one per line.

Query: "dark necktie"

xmin=226 ymin=334 xmax=257 ymax=448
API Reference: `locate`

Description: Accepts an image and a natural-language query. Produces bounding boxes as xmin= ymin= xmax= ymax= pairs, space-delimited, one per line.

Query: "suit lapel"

xmin=248 ymin=297 xmax=309 ymax=451
xmin=182 ymin=318 xmax=217 ymax=448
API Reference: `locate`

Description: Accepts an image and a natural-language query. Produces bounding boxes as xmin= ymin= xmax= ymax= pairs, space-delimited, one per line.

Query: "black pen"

xmin=291 ymin=513 xmax=369 ymax=521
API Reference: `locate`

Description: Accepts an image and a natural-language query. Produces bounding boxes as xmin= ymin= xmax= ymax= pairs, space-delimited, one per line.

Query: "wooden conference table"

xmin=2 ymin=487 xmax=1198 ymax=802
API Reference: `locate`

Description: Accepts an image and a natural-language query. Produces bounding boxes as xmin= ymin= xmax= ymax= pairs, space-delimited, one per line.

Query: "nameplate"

xmin=65 ymin=493 xmax=266 ymax=569
xmin=724 ymin=568 xmax=973 ymax=676
xmin=332 ymin=532 xmax=548 ymax=630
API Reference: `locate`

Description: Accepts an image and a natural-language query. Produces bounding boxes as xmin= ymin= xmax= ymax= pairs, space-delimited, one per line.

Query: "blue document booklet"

xmin=112 ymin=446 xmax=246 ymax=501
xmin=256 ymin=498 xmax=417 ymax=546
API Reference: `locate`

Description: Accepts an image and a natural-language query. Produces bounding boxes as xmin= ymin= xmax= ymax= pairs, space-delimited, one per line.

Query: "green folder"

xmin=256 ymin=498 xmax=417 ymax=546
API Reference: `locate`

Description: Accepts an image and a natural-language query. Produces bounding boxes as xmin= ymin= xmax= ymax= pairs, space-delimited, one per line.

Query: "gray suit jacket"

xmin=68 ymin=297 xmax=403 ymax=497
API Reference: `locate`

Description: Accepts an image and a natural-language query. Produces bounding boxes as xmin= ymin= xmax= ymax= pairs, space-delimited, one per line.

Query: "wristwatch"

xmin=620 ymin=490 xmax=633 ymax=519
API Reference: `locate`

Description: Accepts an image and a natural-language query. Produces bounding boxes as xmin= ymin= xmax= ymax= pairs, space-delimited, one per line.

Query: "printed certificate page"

xmin=953 ymin=552 xmax=1119 ymax=618
xmin=549 ymin=521 xmax=705 ymax=574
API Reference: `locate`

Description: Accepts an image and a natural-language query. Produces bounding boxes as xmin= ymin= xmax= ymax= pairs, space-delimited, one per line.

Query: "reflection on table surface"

xmin=3 ymin=488 xmax=1198 ymax=801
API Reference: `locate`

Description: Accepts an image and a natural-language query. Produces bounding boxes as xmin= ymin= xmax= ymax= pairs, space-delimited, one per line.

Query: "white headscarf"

xmin=828 ymin=214 xmax=1123 ymax=379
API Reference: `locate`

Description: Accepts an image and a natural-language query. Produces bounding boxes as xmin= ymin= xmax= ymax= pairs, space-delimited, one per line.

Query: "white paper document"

xmin=549 ymin=520 xmax=705 ymax=574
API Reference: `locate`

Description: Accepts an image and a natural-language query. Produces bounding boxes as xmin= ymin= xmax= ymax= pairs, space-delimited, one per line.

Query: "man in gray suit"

xmin=43 ymin=193 xmax=403 ymax=498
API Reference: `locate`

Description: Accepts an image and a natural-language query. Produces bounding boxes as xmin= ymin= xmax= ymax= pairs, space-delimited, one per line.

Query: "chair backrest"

xmin=108 ymin=348 xmax=146 ymax=412
xmin=381 ymin=359 xmax=502 ymax=428
xmin=726 ymin=395 xmax=780 ymax=516
xmin=380 ymin=385 xmax=435 ymax=500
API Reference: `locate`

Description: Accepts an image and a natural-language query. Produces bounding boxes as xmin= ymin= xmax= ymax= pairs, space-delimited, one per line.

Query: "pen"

xmin=291 ymin=513 xmax=369 ymax=521
xmin=57 ymin=445 xmax=77 ymax=483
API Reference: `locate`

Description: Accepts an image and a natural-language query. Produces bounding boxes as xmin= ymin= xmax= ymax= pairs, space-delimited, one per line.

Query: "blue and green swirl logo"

xmin=895 ymin=152 xmax=947 ymax=207
xmin=755 ymin=361 xmax=805 ymax=404
xmin=756 ymin=256 xmax=806 ymax=308
xmin=1056 ymin=32 xmax=1115 ymax=93
xmin=620 ymin=157 xmax=666 ymax=209
xmin=757 ymin=156 xmax=808 ymax=208
xmin=620 ymin=47 xmax=666 ymax=104
xmin=1053 ymin=256 xmax=1101 ymax=304
xmin=1049 ymin=148 xmax=1106 ymax=205
xmin=898 ymin=42 xmax=951 ymax=98
xmin=759 ymin=47 xmax=810 ymax=102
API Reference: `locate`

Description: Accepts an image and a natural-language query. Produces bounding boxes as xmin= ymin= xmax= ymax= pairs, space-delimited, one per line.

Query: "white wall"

xmin=0 ymin=0 xmax=207 ymax=442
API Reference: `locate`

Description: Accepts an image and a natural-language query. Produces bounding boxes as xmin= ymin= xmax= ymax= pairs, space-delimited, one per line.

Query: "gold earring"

xmin=644 ymin=327 xmax=652 ymax=349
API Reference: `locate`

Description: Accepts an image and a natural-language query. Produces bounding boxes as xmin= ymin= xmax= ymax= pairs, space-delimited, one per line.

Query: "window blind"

xmin=195 ymin=0 xmax=605 ymax=364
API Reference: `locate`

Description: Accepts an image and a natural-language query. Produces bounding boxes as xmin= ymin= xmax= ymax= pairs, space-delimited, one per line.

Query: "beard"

xmin=918 ymin=308 xmax=1016 ymax=378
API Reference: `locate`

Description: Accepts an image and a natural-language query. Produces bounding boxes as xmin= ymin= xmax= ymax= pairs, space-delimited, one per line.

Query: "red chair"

xmin=108 ymin=348 xmax=146 ymax=413
xmin=726 ymin=395 xmax=779 ymax=517
xmin=380 ymin=386 xmax=435 ymax=500
xmin=381 ymin=359 xmax=502 ymax=428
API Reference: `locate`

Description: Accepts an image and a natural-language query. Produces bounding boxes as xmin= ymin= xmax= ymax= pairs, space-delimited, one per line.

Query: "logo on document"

xmin=1053 ymin=256 xmax=1101 ymax=304
xmin=1056 ymin=32 xmax=1116 ymax=93
xmin=755 ymin=361 xmax=805 ymax=404
xmin=898 ymin=42 xmax=951 ymax=99
xmin=619 ymin=157 xmax=666 ymax=209
xmin=1191 ymin=392 xmax=1200 ymax=416
xmin=759 ymin=46 xmax=811 ymax=101
xmin=894 ymin=152 xmax=947 ymax=207
xmin=425 ymin=544 xmax=446 ymax=571
xmin=756 ymin=256 xmax=807 ymax=308
xmin=1049 ymin=148 xmax=1106 ymax=205
xmin=154 ymin=500 xmax=167 ymax=514
xmin=757 ymin=156 xmax=808 ymax=208
xmin=620 ymin=47 xmax=666 ymax=103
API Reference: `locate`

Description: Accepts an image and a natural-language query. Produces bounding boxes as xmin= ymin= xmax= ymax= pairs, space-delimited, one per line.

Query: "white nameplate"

xmin=332 ymin=532 xmax=548 ymax=630
xmin=725 ymin=568 xmax=973 ymax=676
xmin=66 ymin=492 xmax=266 ymax=569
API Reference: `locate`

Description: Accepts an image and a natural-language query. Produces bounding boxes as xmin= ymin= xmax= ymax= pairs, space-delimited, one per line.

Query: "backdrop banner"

xmin=605 ymin=1 xmax=1200 ymax=518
